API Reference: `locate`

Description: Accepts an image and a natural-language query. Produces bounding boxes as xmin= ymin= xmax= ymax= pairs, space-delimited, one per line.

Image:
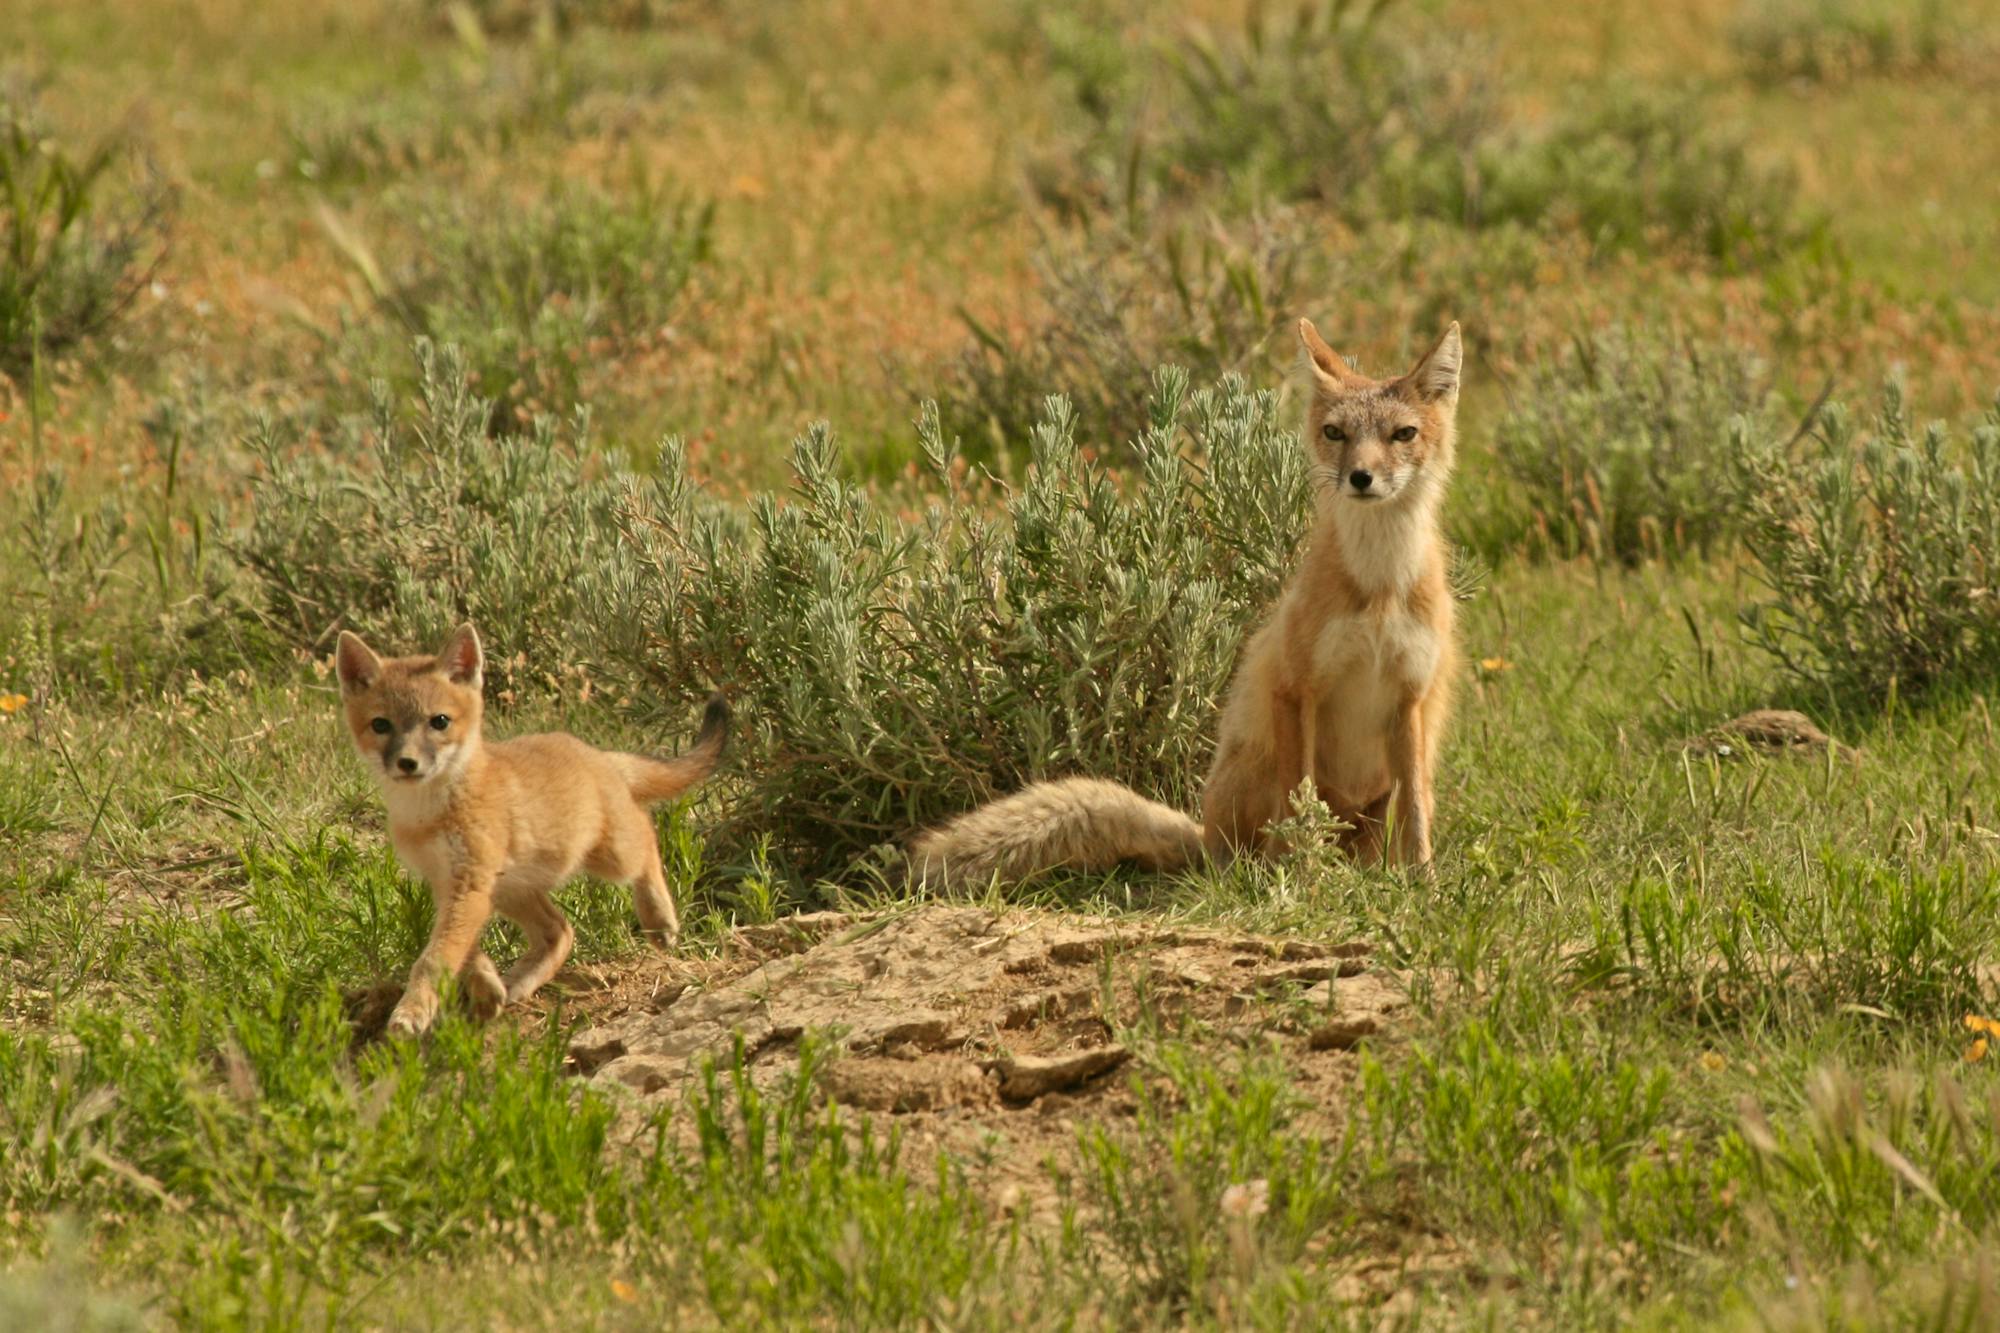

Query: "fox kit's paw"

xmin=465 ymin=954 xmax=507 ymax=1022
xmin=385 ymin=988 xmax=439 ymax=1037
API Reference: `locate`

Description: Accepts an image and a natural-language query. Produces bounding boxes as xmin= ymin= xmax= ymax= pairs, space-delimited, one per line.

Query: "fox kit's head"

xmin=1297 ymin=319 xmax=1461 ymax=508
xmin=333 ymin=624 xmax=485 ymax=786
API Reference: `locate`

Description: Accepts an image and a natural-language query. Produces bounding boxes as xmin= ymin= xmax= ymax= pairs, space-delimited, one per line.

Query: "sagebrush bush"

xmin=935 ymin=209 xmax=1317 ymax=455
xmin=1030 ymin=0 xmax=1491 ymax=227
xmin=1030 ymin=1 xmax=1806 ymax=265
xmin=1732 ymin=0 xmax=1962 ymax=83
xmin=603 ymin=371 xmax=1313 ymax=877
xmin=325 ymin=180 xmax=711 ymax=426
xmin=1447 ymin=89 xmax=1811 ymax=267
xmin=1739 ymin=381 xmax=2000 ymax=704
xmin=233 ymin=342 xmax=632 ymax=689
xmin=1492 ymin=326 xmax=1771 ymax=562
xmin=0 ymin=98 xmax=171 ymax=378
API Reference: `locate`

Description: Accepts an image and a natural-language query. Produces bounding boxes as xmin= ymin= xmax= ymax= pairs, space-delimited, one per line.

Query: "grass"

xmin=8 ymin=0 xmax=2000 ymax=1325
xmin=9 ymin=549 xmax=2000 ymax=1325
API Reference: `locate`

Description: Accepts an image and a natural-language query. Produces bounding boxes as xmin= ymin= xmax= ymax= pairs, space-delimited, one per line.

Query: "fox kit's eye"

xmin=429 ymin=714 xmax=451 ymax=731
xmin=1391 ymin=425 xmax=1418 ymax=443
xmin=369 ymin=718 xmax=392 ymax=736
xmin=1321 ymin=423 xmax=1345 ymax=443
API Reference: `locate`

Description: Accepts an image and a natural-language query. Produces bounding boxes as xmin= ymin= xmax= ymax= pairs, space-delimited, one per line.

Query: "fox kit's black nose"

xmin=396 ymin=756 xmax=418 ymax=774
xmin=1349 ymin=469 xmax=1373 ymax=492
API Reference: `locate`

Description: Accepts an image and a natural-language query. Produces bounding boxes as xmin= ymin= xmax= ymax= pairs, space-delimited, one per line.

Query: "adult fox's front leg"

xmin=1203 ymin=676 xmax=1311 ymax=856
xmin=1385 ymin=697 xmax=1434 ymax=869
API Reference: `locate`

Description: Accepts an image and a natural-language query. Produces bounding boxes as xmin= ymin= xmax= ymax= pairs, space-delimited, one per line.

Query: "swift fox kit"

xmin=909 ymin=319 xmax=1461 ymax=883
xmin=334 ymin=624 xmax=728 ymax=1036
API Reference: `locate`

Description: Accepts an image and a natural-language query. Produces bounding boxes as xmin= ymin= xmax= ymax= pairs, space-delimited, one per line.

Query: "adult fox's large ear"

xmin=437 ymin=623 xmax=483 ymax=686
xmin=335 ymin=631 xmax=382 ymax=693
xmin=1298 ymin=318 xmax=1365 ymax=394
xmin=1403 ymin=322 xmax=1462 ymax=403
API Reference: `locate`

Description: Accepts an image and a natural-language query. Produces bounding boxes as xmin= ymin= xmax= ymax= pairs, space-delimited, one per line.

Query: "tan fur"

xmin=906 ymin=777 xmax=1205 ymax=888
xmin=334 ymin=624 xmax=728 ymax=1036
xmin=908 ymin=320 xmax=1463 ymax=884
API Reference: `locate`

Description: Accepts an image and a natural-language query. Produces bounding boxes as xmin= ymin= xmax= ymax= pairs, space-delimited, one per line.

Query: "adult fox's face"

xmin=334 ymin=624 xmax=485 ymax=785
xmin=1298 ymin=320 xmax=1462 ymax=506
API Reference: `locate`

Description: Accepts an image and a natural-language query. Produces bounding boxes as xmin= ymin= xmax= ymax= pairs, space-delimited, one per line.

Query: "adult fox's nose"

xmin=1349 ymin=469 xmax=1374 ymax=492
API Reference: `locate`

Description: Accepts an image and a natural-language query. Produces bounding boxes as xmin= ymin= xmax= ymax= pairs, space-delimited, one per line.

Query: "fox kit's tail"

xmin=906 ymin=777 xmax=1205 ymax=887
xmin=624 ymin=693 xmax=730 ymax=804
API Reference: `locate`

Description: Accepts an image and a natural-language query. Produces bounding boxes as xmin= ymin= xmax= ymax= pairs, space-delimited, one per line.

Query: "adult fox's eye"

xmin=370 ymin=718 xmax=392 ymax=735
xmin=1321 ymin=423 xmax=1345 ymax=442
xmin=1392 ymin=425 xmax=1418 ymax=442
xmin=429 ymin=714 xmax=450 ymax=731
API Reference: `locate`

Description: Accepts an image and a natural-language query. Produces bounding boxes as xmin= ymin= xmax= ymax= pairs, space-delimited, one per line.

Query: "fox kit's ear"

xmin=437 ymin=623 xmax=483 ymax=686
xmin=1404 ymin=322 xmax=1462 ymax=403
xmin=335 ymin=631 xmax=382 ymax=693
xmin=1298 ymin=318 xmax=1364 ymax=393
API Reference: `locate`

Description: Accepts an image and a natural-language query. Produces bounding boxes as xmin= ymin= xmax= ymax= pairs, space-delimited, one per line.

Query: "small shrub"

xmin=1733 ymin=0 xmax=1966 ymax=83
xmin=1739 ymin=382 xmax=2000 ymax=704
xmin=325 ymin=180 xmax=711 ymax=426
xmin=1030 ymin=3 xmax=1807 ymax=265
xmin=936 ymin=209 xmax=1316 ymax=454
xmin=232 ymin=342 xmax=633 ymax=686
xmin=0 ymin=97 xmax=171 ymax=379
xmin=605 ymin=370 xmax=1314 ymax=877
xmin=1448 ymin=89 xmax=1812 ymax=268
xmin=1492 ymin=326 xmax=1771 ymax=562
xmin=1030 ymin=0 xmax=1492 ymax=227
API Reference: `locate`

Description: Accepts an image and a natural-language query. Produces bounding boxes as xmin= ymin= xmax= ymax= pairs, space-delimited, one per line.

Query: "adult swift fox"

xmin=334 ymin=624 xmax=727 ymax=1036
xmin=908 ymin=319 xmax=1462 ymax=884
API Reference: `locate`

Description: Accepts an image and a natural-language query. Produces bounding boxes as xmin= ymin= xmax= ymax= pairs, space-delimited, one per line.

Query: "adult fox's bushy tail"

xmin=906 ymin=777 xmax=1204 ymax=887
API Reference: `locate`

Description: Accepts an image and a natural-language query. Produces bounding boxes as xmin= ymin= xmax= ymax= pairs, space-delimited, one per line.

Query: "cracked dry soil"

xmin=559 ymin=905 xmax=1405 ymax=1227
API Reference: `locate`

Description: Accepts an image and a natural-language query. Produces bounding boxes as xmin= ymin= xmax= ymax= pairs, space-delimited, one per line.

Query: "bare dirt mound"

xmin=564 ymin=904 xmax=1404 ymax=1223
xmin=1686 ymin=708 xmax=1857 ymax=762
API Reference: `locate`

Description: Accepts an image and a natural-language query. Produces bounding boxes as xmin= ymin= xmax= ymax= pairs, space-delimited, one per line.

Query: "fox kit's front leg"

xmin=1385 ymin=696 xmax=1433 ymax=868
xmin=388 ymin=864 xmax=499 ymax=1036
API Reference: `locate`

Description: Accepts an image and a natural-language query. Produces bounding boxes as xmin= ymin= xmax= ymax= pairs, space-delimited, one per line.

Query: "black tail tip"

xmin=697 ymin=691 xmax=731 ymax=749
